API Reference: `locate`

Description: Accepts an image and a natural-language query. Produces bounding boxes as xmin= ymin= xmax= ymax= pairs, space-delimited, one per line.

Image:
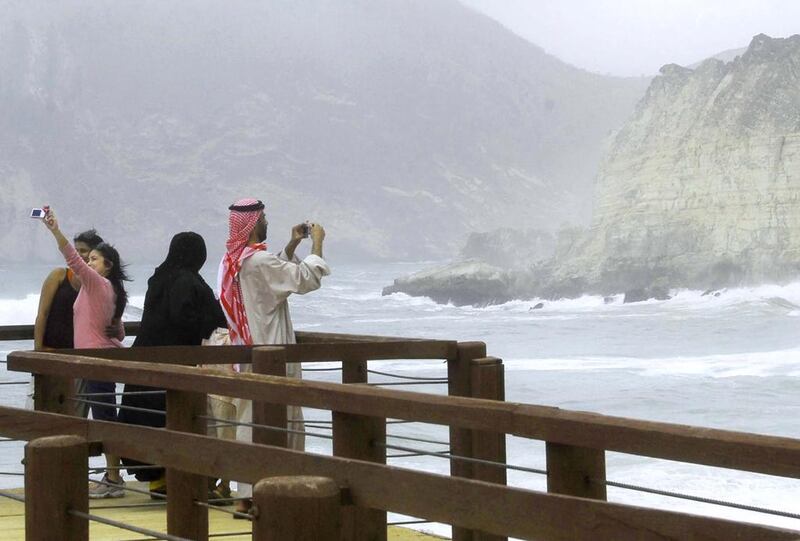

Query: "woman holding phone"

xmin=40 ymin=207 xmax=130 ymax=499
xmin=31 ymin=229 xmax=105 ymax=414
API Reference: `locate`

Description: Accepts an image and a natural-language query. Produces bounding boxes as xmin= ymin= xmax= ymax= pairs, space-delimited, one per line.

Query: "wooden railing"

xmin=2 ymin=325 xmax=503 ymax=540
xmin=5 ymin=346 xmax=800 ymax=540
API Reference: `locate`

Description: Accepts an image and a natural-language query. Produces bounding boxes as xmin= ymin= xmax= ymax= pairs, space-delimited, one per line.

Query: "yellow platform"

xmin=0 ymin=484 xmax=444 ymax=540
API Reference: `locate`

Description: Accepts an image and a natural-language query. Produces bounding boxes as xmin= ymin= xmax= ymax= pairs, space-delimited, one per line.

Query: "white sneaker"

xmin=89 ymin=474 xmax=125 ymax=499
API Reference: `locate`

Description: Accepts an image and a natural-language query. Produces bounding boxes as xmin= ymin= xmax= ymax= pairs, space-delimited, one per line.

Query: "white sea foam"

xmin=0 ymin=294 xmax=145 ymax=325
xmin=502 ymin=347 xmax=800 ymax=378
xmin=0 ymin=294 xmax=39 ymax=325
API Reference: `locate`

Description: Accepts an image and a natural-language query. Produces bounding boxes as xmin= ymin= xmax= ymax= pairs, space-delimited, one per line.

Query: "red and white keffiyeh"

xmin=219 ymin=198 xmax=266 ymax=345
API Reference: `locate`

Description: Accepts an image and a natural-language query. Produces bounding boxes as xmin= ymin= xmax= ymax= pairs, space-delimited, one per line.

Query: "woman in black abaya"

xmin=119 ymin=232 xmax=226 ymax=495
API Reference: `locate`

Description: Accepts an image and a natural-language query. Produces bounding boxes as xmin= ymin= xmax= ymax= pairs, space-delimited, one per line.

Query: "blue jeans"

xmin=85 ymin=380 xmax=117 ymax=421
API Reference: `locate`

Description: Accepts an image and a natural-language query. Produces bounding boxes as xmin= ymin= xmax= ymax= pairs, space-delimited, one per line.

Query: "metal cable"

xmin=301 ymin=367 xmax=342 ymax=372
xmin=90 ymin=476 xmax=167 ymax=500
xmin=91 ymin=501 xmax=167 ymax=510
xmin=386 ymin=433 xmax=450 ymax=446
xmin=0 ymin=471 xmax=24 ymax=476
xmin=89 ymin=465 xmax=163 ymax=472
xmin=388 ymin=451 xmax=449 ymax=458
xmin=0 ymin=490 xmax=24 ymax=503
xmin=206 ymin=418 xmax=331 ymax=429
xmin=68 ymin=397 xmax=166 ymax=416
xmin=367 ymin=381 xmax=448 ymax=386
xmin=389 ymin=520 xmax=431 ymax=525
xmin=207 ymin=496 xmax=251 ymax=504
xmin=68 ymin=509 xmax=191 ymax=541
xmin=198 ymin=415 xmax=334 ymax=441
xmin=0 ymin=438 xmax=20 ymax=442
xmin=305 ymin=423 xmax=334 ymax=430
xmin=0 ymin=381 xmax=28 ymax=385
xmin=374 ymin=441 xmax=549 ymax=476
xmin=116 ymin=528 xmax=254 ymax=541
xmin=194 ymin=500 xmax=253 ymax=520
xmin=594 ymin=478 xmax=800 ymax=521
xmin=206 ymin=423 xmax=236 ymax=429
xmin=77 ymin=390 xmax=165 ymax=397
xmin=367 ymin=369 xmax=448 ymax=381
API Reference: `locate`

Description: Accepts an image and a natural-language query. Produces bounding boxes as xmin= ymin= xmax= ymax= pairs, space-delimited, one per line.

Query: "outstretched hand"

xmin=43 ymin=207 xmax=59 ymax=232
xmin=42 ymin=207 xmax=68 ymax=249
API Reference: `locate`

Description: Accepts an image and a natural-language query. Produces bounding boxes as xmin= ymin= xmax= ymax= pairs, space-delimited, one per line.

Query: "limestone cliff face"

xmin=558 ymin=34 xmax=800 ymax=292
xmin=385 ymin=34 xmax=800 ymax=305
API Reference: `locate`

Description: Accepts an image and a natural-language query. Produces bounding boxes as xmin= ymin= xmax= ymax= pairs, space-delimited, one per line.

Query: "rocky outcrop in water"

xmin=382 ymin=260 xmax=511 ymax=306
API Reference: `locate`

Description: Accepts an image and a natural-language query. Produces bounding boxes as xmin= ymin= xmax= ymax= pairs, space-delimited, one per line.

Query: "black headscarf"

xmin=145 ymin=232 xmax=207 ymax=303
xmin=155 ymin=232 xmax=207 ymax=275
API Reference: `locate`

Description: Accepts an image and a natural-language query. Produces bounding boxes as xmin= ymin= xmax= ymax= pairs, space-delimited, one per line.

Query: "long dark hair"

xmin=73 ymin=229 xmax=104 ymax=249
xmin=93 ymin=242 xmax=131 ymax=320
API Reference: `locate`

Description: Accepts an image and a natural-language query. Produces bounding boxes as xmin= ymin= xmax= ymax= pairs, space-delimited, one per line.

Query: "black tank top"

xmin=43 ymin=269 xmax=78 ymax=349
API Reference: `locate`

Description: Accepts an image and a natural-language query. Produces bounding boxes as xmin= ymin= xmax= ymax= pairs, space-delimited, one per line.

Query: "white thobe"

xmin=221 ymin=250 xmax=330 ymax=498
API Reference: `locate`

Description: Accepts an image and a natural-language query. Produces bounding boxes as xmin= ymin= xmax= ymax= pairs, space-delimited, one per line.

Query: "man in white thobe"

xmin=218 ymin=198 xmax=329 ymax=514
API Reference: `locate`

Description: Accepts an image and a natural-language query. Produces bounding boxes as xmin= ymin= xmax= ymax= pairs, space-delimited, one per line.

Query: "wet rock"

xmin=623 ymin=287 xmax=671 ymax=303
xmin=382 ymin=260 xmax=512 ymax=307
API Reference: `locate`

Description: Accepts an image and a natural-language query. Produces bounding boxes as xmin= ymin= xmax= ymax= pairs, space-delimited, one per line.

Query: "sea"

xmin=1 ymin=261 xmax=799 ymax=538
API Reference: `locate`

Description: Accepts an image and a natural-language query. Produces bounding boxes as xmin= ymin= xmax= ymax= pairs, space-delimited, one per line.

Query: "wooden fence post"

xmin=25 ymin=435 xmax=88 ymax=541
xmin=546 ymin=442 xmax=607 ymax=500
xmin=252 ymin=476 xmax=341 ymax=541
xmin=341 ymin=354 xmax=368 ymax=386
xmin=33 ymin=373 xmax=76 ymax=415
xmin=470 ymin=357 xmax=507 ymax=541
xmin=166 ymin=389 xmax=209 ymax=541
xmin=251 ymin=347 xmax=289 ymax=448
xmin=447 ymin=342 xmax=485 ymax=541
xmin=335 ymin=353 xmax=387 ymax=541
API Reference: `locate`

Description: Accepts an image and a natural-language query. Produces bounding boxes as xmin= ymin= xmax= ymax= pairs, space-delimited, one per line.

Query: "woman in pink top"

xmin=42 ymin=208 xmax=130 ymax=499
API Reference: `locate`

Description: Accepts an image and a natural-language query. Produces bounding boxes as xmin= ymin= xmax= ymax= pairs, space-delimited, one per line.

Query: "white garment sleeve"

xmin=252 ymin=253 xmax=330 ymax=304
xmin=277 ymin=250 xmax=301 ymax=264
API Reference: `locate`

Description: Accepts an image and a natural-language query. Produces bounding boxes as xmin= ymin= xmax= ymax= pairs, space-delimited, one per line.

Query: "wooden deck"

xmin=0 ymin=484 xmax=443 ymax=540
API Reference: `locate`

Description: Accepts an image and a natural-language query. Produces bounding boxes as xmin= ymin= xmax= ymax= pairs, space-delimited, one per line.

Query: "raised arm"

xmin=41 ymin=209 xmax=104 ymax=292
xmin=253 ymin=251 xmax=330 ymax=307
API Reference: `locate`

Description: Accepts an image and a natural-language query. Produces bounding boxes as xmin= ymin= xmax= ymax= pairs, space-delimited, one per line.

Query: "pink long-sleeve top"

xmin=60 ymin=243 xmax=124 ymax=349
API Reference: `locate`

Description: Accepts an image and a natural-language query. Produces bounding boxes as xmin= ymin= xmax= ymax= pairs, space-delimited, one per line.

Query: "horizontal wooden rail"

xmin=1 ymin=406 xmax=797 ymax=541
xmin=62 ymin=340 xmax=457 ymax=365
xmin=0 ymin=323 xmax=430 ymax=345
xmin=9 ymin=349 xmax=800 ymax=480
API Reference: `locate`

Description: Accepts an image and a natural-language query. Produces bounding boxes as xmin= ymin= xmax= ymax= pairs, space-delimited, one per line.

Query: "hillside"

xmin=0 ymin=0 xmax=647 ymax=263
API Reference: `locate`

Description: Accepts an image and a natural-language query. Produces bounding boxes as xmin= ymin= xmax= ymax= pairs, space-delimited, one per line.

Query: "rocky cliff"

xmin=557 ymin=34 xmax=800 ymax=293
xmin=0 ymin=0 xmax=646 ymax=264
xmin=386 ymin=34 xmax=800 ymax=304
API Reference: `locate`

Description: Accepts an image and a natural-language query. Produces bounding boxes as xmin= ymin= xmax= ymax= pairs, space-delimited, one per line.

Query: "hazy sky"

xmin=461 ymin=0 xmax=800 ymax=76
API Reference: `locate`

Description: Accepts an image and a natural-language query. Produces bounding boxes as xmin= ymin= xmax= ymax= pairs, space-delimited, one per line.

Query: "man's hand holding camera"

xmin=285 ymin=221 xmax=325 ymax=259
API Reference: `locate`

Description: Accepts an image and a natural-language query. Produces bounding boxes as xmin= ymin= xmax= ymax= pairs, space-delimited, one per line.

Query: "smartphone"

xmin=301 ymin=222 xmax=311 ymax=238
xmin=30 ymin=208 xmax=46 ymax=219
